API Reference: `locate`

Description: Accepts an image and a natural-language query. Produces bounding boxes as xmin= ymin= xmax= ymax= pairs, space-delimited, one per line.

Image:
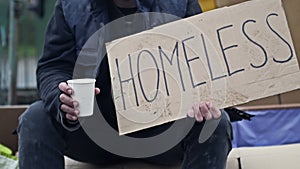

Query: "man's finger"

xmin=195 ymin=111 xmax=204 ymax=122
xmin=60 ymin=104 xmax=78 ymax=115
xmin=202 ymin=111 xmax=213 ymax=120
xmin=200 ymin=102 xmax=212 ymax=120
xmin=66 ymin=114 xmax=78 ymax=121
xmin=187 ymin=108 xmax=195 ymax=118
xmin=95 ymin=88 xmax=100 ymax=95
xmin=58 ymin=82 xmax=73 ymax=95
xmin=206 ymin=102 xmax=222 ymax=119
xmin=59 ymin=93 xmax=74 ymax=107
xmin=211 ymin=109 xmax=222 ymax=119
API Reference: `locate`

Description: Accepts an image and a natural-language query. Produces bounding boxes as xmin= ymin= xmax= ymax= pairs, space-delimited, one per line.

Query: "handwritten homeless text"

xmin=114 ymin=13 xmax=294 ymax=110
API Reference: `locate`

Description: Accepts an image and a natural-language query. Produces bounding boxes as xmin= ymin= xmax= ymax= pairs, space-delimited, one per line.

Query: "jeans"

xmin=17 ymin=101 xmax=232 ymax=169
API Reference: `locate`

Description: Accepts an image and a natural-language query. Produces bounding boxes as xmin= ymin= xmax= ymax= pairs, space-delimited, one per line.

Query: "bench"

xmin=65 ymin=143 xmax=300 ymax=169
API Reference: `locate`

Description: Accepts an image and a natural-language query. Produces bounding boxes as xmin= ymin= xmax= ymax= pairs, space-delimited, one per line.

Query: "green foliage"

xmin=0 ymin=144 xmax=17 ymax=161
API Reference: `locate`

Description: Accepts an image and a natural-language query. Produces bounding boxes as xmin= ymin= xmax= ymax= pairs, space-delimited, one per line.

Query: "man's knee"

xmin=19 ymin=101 xmax=47 ymax=129
xmin=18 ymin=101 xmax=61 ymax=138
xmin=18 ymin=101 xmax=67 ymax=168
xmin=19 ymin=101 xmax=46 ymax=121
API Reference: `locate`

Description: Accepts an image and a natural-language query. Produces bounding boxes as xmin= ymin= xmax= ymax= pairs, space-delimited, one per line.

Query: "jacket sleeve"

xmin=186 ymin=0 xmax=202 ymax=17
xmin=36 ymin=0 xmax=80 ymax=131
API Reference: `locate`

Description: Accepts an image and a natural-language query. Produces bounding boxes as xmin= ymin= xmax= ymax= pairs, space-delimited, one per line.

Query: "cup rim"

xmin=67 ymin=78 xmax=96 ymax=84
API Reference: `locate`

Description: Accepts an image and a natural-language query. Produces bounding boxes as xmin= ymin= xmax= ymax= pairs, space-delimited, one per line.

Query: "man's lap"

xmin=18 ymin=100 xmax=231 ymax=167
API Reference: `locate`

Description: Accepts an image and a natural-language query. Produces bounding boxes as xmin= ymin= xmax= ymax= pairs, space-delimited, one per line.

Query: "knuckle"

xmin=58 ymin=82 xmax=66 ymax=90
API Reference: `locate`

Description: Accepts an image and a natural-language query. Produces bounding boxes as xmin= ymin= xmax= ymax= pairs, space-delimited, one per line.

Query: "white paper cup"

xmin=67 ymin=78 xmax=96 ymax=117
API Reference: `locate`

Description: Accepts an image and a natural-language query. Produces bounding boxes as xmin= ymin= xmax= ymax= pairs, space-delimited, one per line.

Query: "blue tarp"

xmin=232 ymin=108 xmax=300 ymax=148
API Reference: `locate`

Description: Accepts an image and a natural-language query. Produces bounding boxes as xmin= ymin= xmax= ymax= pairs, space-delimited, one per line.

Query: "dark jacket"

xmin=36 ymin=0 xmax=202 ymax=131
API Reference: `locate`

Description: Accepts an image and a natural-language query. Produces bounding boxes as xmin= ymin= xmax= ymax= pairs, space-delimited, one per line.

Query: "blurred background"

xmin=0 ymin=0 xmax=55 ymax=105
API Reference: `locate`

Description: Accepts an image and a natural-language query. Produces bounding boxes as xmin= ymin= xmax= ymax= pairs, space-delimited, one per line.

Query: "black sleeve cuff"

xmin=59 ymin=110 xmax=81 ymax=132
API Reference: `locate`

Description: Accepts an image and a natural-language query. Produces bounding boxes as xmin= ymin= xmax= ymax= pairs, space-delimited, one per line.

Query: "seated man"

xmin=17 ymin=0 xmax=232 ymax=169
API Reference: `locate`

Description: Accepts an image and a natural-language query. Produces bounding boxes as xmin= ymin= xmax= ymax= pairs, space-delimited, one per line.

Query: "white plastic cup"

xmin=67 ymin=78 xmax=96 ymax=117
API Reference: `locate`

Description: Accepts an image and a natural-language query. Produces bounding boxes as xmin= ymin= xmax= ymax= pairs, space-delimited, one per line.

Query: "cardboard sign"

xmin=106 ymin=0 xmax=300 ymax=135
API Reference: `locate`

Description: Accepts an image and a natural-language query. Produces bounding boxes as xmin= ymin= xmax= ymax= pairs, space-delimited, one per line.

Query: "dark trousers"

xmin=17 ymin=101 xmax=232 ymax=169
